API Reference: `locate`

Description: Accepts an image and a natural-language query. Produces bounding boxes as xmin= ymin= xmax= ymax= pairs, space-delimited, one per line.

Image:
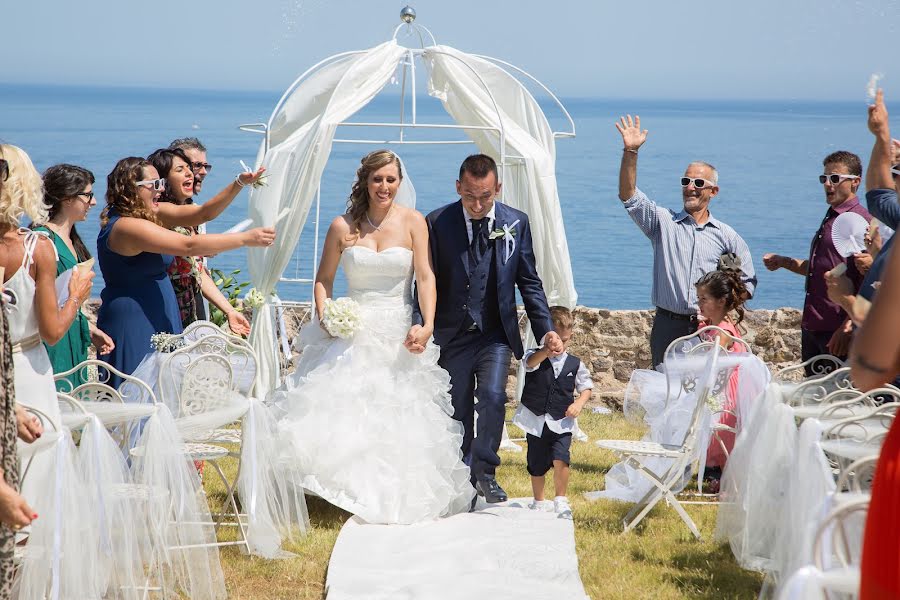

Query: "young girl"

xmin=694 ymin=266 xmax=749 ymax=476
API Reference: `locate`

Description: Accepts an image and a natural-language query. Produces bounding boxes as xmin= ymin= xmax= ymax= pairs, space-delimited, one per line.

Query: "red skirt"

xmin=860 ymin=418 xmax=900 ymax=599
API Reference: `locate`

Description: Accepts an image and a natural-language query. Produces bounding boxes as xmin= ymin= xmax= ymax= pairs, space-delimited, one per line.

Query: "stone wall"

xmin=83 ymin=302 xmax=802 ymax=408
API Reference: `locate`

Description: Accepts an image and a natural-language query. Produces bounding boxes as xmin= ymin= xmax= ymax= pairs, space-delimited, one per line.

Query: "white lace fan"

xmin=832 ymin=212 xmax=868 ymax=257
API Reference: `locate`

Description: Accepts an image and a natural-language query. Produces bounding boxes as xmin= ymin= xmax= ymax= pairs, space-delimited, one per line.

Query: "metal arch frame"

xmin=238 ymin=28 xmax=574 ymax=301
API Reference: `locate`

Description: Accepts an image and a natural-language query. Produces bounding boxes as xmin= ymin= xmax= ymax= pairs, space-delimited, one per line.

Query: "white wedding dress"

xmin=273 ymin=245 xmax=475 ymax=524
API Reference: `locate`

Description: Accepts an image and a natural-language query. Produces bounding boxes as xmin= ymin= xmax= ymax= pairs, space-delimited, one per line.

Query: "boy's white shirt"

xmin=512 ymin=349 xmax=593 ymax=437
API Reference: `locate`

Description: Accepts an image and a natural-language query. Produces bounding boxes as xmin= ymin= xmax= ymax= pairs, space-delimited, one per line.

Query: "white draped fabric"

xmin=247 ymin=41 xmax=407 ymax=392
xmin=424 ymin=45 xmax=576 ymax=309
xmin=247 ymin=40 xmax=577 ymax=394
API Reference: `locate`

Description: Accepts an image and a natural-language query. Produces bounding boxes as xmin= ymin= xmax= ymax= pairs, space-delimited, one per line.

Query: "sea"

xmin=0 ymin=83 xmax=889 ymax=310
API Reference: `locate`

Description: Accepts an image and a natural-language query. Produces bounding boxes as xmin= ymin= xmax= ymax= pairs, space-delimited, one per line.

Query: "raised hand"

xmin=238 ymin=166 xmax=267 ymax=187
xmin=615 ymin=114 xmax=648 ymax=151
xmin=868 ymin=89 xmax=890 ymax=136
xmin=243 ymin=227 xmax=276 ymax=247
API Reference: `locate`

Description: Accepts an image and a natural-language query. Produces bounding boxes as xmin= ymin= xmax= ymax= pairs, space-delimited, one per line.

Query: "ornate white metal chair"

xmin=156 ymin=333 xmax=257 ymax=551
xmin=594 ymin=343 xmax=731 ymax=539
xmin=54 ymin=359 xmax=157 ymax=450
xmin=775 ymin=354 xmax=846 ymax=381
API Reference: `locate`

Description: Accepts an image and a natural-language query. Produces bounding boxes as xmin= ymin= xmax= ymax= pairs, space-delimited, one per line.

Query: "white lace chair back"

xmin=157 ymin=333 xmax=257 ymax=418
xmin=54 ymin=359 xmax=156 ymax=406
xmin=776 ymin=354 xmax=846 ymax=381
xmin=785 ymin=367 xmax=856 ymax=407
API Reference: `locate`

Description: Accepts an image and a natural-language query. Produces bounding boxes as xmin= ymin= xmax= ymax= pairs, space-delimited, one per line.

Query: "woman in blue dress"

xmin=96 ymin=157 xmax=276 ymax=385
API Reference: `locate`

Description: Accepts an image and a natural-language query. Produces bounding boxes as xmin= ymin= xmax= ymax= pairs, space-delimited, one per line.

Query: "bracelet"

xmin=67 ymin=295 xmax=83 ymax=307
xmin=234 ymin=175 xmax=247 ymax=188
xmin=623 ymin=148 xmax=639 ymax=155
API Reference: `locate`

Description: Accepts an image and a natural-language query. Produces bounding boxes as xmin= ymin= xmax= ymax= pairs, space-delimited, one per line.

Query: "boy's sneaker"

xmin=529 ymin=499 xmax=554 ymax=512
xmin=554 ymin=496 xmax=573 ymax=520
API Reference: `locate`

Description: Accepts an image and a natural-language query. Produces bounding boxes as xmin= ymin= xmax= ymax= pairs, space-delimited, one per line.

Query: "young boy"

xmin=512 ymin=306 xmax=592 ymax=519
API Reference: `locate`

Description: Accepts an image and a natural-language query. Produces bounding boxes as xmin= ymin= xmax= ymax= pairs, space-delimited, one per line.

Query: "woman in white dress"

xmin=0 ymin=144 xmax=93 ymax=502
xmin=274 ymin=150 xmax=474 ymax=524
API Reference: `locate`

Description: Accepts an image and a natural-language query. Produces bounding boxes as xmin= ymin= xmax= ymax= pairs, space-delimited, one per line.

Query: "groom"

xmin=409 ymin=154 xmax=563 ymax=503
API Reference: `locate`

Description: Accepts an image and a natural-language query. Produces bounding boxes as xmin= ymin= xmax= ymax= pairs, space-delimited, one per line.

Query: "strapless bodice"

xmin=341 ymin=246 xmax=414 ymax=307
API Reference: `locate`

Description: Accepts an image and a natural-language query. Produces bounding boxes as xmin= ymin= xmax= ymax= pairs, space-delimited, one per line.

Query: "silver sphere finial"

xmin=400 ymin=6 xmax=416 ymax=23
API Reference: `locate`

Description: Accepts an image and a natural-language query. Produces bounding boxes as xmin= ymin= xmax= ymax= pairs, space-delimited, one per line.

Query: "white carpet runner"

xmin=325 ymin=499 xmax=589 ymax=599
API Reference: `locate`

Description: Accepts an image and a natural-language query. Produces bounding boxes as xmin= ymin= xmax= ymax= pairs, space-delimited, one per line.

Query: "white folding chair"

xmin=594 ymin=343 xmax=729 ymax=539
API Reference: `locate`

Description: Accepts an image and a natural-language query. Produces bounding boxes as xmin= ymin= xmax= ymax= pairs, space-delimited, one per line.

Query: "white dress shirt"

xmin=512 ymin=350 xmax=593 ymax=437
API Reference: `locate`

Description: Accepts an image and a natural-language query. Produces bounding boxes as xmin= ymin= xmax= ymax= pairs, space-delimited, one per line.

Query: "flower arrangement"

xmin=705 ymin=392 xmax=725 ymax=414
xmin=244 ymin=288 xmax=266 ymax=310
xmin=321 ymin=297 xmax=362 ymax=339
xmin=150 ymin=332 xmax=183 ymax=353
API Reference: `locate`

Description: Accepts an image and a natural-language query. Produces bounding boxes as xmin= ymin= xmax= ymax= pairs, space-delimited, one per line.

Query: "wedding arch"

xmin=242 ymin=7 xmax=579 ymax=393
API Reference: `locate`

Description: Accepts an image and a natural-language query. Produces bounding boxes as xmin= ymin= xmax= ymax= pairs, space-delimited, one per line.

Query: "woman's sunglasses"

xmin=680 ymin=177 xmax=716 ymax=189
xmin=0 ymin=158 xmax=8 ymax=182
xmin=819 ymin=173 xmax=860 ymax=185
xmin=136 ymin=178 xmax=167 ymax=191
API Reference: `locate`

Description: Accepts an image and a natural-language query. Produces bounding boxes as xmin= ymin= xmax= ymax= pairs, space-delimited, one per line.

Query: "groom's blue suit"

xmin=414 ymin=199 xmax=553 ymax=480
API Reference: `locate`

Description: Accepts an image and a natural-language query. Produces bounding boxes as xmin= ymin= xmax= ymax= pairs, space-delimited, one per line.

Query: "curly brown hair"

xmin=346 ymin=150 xmax=403 ymax=234
xmin=101 ymin=157 xmax=160 ymax=227
xmin=695 ymin=269 xmax=749 ymax=326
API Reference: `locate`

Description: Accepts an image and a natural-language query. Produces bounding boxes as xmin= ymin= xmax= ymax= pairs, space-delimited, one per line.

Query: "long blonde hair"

xmin=0 ymin=144 xmax=47 ymax=228
xmin=346 ymin=150 xmax=403 ymax=233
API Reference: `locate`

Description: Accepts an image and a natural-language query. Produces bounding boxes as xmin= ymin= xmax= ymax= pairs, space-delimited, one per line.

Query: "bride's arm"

xmin=409 ymin=211 xmax=436 ymax=340
xmin=314 ymin=216 xmax=350 ymax=320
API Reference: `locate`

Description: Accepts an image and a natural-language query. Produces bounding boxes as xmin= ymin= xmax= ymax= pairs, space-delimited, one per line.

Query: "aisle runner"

xmin=325 ymin=499 xmax=590 ymax=600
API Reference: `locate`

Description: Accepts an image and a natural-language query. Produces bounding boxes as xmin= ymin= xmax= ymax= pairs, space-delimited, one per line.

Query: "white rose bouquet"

xmin=321 ymin=297 xmax=362 ymax=339
xmin=244 ymin=288 xmax=266 ymax=310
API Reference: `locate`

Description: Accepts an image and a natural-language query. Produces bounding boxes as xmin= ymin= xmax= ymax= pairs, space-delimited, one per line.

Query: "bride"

xmin=274 ymin=150 xmax=474 ymax=524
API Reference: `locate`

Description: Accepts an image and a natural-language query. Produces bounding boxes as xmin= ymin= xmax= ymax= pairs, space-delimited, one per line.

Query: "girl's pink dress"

xmin=700 ymin=320 xmax=742 ymax=468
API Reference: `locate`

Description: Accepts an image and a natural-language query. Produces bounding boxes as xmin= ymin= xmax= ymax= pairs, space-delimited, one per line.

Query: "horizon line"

xmin=0 ymin=80 xmax=880 ymax=105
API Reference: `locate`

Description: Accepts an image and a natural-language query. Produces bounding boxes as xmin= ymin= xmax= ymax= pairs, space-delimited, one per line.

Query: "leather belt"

xmin=655 ymin=306 xmax=698 ymax=324
xmin=11 ymin=334 xmax=41 ymax=354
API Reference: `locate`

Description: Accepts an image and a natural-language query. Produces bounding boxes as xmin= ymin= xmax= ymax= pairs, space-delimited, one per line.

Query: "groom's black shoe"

xmin=475 ymin=477 xmax=508 ymax=503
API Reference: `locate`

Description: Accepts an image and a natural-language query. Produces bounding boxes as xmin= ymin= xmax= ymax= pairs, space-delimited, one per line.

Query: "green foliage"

xmin=209 ymin=268 xmax=251 ymax=327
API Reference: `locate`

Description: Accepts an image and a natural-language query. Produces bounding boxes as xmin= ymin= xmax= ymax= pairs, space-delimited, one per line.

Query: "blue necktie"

xmin=469 ymin=218 xmax=488 ymax=269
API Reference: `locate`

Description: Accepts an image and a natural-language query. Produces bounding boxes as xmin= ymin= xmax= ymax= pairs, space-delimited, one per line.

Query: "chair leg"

xmin=623 ymin=455 xmax=702 ymax=539
xmin=209 ymin=459 xmax=249 ymax=553
xmin=664 ymin=489 xmax=702 ymax=540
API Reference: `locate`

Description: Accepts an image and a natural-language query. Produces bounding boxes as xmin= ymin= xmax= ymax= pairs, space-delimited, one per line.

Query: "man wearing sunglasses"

xmin=615 ymin=114 xmax=757 ymax=368
xmin=825 ymin=91 xmax=900 ymax=333
xmin=763 ymin=151 xmax=871 ymax=372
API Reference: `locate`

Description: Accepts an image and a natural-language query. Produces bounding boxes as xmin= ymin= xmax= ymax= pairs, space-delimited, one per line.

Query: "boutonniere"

xmin=488 ymin=227 xmax=515 ymax=240
xmin=489 ymin=219 xmax=521 ymax=264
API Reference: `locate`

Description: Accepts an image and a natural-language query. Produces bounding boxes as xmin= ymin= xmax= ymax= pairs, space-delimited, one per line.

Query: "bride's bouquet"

xmin=321 ymin=297 xmax=363 ymax=339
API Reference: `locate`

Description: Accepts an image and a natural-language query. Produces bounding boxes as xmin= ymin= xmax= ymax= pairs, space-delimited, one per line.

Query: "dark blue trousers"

xmin=438 ymin=327 xmax=512 ymax=480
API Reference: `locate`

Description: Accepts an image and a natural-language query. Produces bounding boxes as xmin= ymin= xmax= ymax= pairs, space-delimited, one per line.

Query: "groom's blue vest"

xmin=463 ymin=241 xmax=503 ymax=336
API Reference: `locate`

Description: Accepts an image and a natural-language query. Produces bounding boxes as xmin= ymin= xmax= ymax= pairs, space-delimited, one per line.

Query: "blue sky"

xmin=4 ymin=0 xmax=898 ymax=100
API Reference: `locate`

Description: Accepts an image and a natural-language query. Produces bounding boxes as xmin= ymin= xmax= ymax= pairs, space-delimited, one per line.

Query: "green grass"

xmin=203 ymin=409 xmax=763 ymax=599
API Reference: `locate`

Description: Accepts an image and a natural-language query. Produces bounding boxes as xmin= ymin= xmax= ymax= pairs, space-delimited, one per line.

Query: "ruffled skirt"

xmin=273 ymin=299 xmax=474 ymax=524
